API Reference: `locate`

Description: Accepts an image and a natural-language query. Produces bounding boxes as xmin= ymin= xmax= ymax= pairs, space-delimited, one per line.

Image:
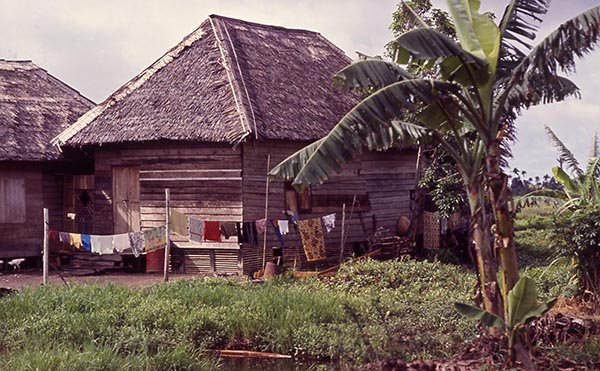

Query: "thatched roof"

xmin=55 ymin=15 xmax=359 ymax=148
xmin=0 ymin=60 xmax=94 ymax=161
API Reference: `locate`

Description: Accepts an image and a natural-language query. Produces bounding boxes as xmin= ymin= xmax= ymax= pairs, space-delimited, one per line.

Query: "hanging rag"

xmin=113 ymin=233 xmax=131 ymax=253
xmin=286 ymin=210 xmax=299 ymax=231
xmin=236 ymin=222 xmax=244 ymax=243
xmin=69 ymin=233 xmax=82 ymax=249
xmin=203 ymin=221 xmax=221 ymax=242
xmin=278 ymin=220 xmax=289 ymax=235
xmin=256 ymin=218 xmax=267 ymax=235
xmin=241 ymin=221 xmax=258 ymax=246
xmin=99 ymin=235 xmax=114 ymax=255
xmin=322 ymin=213 xmax=336 ymax=233
xmin=81 ymin=234 xmax=91 ymax=251
xmin=270 ymin=219 xmax=284 ymax=246
xmin=90 ymin=235 xmax=101 ymax=254
xmin=298 ymin=218 xmax=326 ymax=262
xmin=220 ymin=222 xmax=236 ymax=239
xmin=189 ymin=216 xmax=204 ymax=242
xmin=170 ymin=209 xmax=189 ymax=236
xmin=48 ymin=230 xmax=59 ymax=241
xmin=59 ymin=232 xmax=70 ymax=244
xmin=128 ymin=231 xmax=145 ymax=257
xmin=144 ymin=225 xmax=166 ymax=252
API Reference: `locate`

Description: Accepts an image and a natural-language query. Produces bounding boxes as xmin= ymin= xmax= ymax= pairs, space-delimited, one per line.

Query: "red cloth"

xmin=203 ymin=221 xmax=222 ymax=242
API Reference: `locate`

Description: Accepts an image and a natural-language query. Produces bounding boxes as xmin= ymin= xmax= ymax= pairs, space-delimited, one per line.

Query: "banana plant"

xmin=270 ymin=0 xmax=600 ymax=319
xmin=517 ymin=127 xmax=600 ymax=213
xmin=455 ymin=276 xmax=556 ymax=367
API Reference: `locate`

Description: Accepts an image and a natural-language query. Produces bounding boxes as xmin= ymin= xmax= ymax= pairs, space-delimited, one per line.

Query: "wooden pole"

xmin=164 ymin=188 xmax=170 ymax=282
xmin=43 ymin=208 xmax=49 ymax=285
xmin=261 ymin=154 xmax=271 ymax=270
xmin=339 ymin=203 xmax=346 ymax=264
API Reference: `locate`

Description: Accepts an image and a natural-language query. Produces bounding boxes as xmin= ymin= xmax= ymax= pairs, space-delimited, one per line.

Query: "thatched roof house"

xmin=1 ymin=60 xmax=93 ymax=161
xmin=54 ymin=15 xmax=418 ymax=275
xmin=0 ymin=60 xmax=94 ymax=260
xmin=54 ymin=15 xmax=357 ymax=148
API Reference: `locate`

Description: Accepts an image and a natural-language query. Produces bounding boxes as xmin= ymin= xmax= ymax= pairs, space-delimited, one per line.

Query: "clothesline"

xmin=48 ymin=211 xmax=337 ymax=262
xmin=171 ymin=210 xmax=337 ymax=262
xmin=47 ymin=225 xmax=166 ymax=258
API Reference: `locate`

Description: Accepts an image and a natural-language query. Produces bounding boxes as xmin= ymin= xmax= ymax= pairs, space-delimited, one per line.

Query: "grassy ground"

xmin=0 ymin=208 xmax=583 ymax=370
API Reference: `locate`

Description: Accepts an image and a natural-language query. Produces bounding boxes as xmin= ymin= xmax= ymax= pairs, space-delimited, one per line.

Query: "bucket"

xmin=146 ymin=248 xmax=165 ymax=273
xmin=263 ymin=262 xmax=281 ymax=279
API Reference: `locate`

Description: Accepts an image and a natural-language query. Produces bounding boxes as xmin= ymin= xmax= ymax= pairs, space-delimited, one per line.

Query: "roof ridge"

xmin=208 ymin=14 xmax=322 ymax=36
xmin=208 ymin=16 xmax=254 ymax=144
xmin=0 ymin=59 xmax=39 ymax=70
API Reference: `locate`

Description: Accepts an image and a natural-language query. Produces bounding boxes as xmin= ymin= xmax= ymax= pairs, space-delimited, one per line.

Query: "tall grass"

xmin=0 ymin=260 xmax=477 ymax=369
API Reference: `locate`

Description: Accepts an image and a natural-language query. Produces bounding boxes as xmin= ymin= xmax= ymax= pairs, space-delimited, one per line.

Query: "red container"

xmin=146 ymin=248 xmax=165 ymax=273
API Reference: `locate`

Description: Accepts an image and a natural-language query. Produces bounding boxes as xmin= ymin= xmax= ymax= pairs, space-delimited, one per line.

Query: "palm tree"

xmin=270 ymin=1 xmax=600 ymax=318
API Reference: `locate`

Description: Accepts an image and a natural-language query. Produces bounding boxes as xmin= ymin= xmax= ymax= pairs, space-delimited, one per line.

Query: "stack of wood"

xmin=66 ymin=251 xmax=122 ymax=275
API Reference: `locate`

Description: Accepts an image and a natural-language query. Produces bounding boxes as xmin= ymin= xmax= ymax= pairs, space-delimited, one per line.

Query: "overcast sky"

xmin=2 ymin=0 xmax=599 ymax=178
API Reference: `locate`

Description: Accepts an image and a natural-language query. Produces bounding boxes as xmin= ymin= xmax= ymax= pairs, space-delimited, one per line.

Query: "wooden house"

xmin=53 ymin=15 xmax=419 ymax=275
xmin=0 ymin=60 xmax=95 ymax=262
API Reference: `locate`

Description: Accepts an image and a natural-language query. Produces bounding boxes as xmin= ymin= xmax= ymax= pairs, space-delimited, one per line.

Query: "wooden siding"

xmin=0 ymin=163 xmax=66 ymax=258
xmin=241 ymin=140 xmax=418 ymax=273
xmin=92 ymin=143 xmax=243 ymax=273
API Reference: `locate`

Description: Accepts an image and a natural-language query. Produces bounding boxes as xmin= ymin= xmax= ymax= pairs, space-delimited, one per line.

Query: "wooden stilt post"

xmin=43 ymin=208 xmax=49 ymax=285
xmin=261 ymin=154 xmax=271 ymax=271
xmin=339 ymin=203 xmax=346 ymax=264
xmin=164 ymin=188 xmax=171 ymax=282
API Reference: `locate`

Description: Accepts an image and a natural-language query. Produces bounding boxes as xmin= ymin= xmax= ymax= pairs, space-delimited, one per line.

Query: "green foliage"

xmin=552 ymin=207 xmax=600 ymax=295
xmin=455 ymin=276 xmax=556 ymax=366
xmin=0 ymin=260 xmax=478 ymax=368
xmin=514 ymin=211 xmax=556 ymax=268
xmin=418 ymin=145 xmax=467 ymax=218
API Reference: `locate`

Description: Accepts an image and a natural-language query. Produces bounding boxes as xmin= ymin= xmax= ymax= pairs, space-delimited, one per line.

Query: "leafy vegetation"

xmin=0 ymin=260 xmax=476 ymax=369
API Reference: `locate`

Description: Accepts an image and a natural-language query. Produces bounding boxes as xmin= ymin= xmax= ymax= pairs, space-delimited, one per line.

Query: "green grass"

xmin=0 ymin=260 xmax=476 ymax=369
xmin=0 ymin=210 xmax=586 ymax=369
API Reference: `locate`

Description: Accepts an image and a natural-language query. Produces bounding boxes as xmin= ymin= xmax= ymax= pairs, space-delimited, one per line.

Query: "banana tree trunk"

xmin=466 ymin=178 xmax=502 ymax=317
xmin=485 ymin=140 xmax=520 ymax=318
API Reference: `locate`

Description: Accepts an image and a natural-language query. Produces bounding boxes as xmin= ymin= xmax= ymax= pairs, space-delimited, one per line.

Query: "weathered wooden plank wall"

xmin=241 ymin=140 xmax=418 ymax=273
xmin=92 ymin=142 xmax=243 ymax=273
xmin=0 ymin=163 xmax=66 ymax=258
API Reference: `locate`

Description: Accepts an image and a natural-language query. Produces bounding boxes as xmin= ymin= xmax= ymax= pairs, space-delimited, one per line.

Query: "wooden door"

xmin=112 ymin=167 xmax=140 ymax=234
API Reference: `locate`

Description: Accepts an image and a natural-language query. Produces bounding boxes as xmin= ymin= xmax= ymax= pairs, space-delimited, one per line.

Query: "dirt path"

xmin=0 ymin=269 xmax=206 ymax=290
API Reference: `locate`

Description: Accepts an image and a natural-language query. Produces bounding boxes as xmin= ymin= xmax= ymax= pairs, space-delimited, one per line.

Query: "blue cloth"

xmin=270 ymin=219 xmax=284 ymax=247
xmin=81 ymin=234 xmax=91 ymax=251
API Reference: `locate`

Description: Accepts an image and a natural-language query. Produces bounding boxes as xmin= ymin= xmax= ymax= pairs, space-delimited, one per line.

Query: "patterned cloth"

xmin=189 ymin=217 xmax=204 ymax=242
xmin=256 ymin=218 xmax=267 ymax=235
xmin=69 ymin=233 xmax=82 ymax=249
xmin=170 ymin=209 xmax=188 ymax=236
xmin=144 ymin=226 xmax=166 ymax=252
xmin=298 ymin=218 xmax=326 ymax=262
xmin=128 ymin=231 xmax=145 ymax=257
xmin=322 ymin=213 xmax=336 ymax=233
xmin=203 ymin=221 xmax=221 ymax=242
xmin=113 ymin=233 xmax=131 ymax=253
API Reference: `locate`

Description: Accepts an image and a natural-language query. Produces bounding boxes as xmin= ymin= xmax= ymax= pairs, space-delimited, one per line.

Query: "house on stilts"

xmin=0 ymin=60 xmax=95 ymax=265
xmin=52 ymin=15 xmax=420 ymax=275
